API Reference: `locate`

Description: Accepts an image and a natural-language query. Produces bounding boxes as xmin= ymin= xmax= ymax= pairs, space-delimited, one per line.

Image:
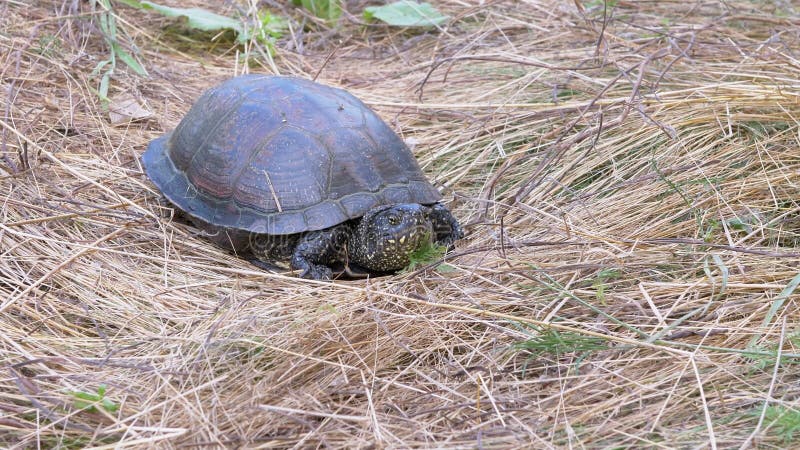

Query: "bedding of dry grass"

xmin=2 ymin=0 xmax=800 ymax=448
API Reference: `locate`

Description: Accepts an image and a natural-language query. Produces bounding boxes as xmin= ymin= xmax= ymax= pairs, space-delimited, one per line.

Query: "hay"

xmin=2 ymin=0 xmax=800 ymax=447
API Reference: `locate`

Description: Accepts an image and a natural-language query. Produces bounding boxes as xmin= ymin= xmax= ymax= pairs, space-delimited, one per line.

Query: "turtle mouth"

xmin=382 ymin=233 xmax=415 ymax=246
xmin=380 ymin=229 xmax=433 ymax=256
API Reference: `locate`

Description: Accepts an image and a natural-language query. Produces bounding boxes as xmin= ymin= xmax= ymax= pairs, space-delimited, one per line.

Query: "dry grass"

xmin=2 ymin=0 xmax=800 ymax=448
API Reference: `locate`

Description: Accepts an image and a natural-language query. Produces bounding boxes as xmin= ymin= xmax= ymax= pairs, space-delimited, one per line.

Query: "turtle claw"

xmin=291 ymin=226 xmax=350 ymax=280
xmin=299 ymin=265 xmax=333 ymax=281
xmin=429 ymin=203 xmax=464 ymax=247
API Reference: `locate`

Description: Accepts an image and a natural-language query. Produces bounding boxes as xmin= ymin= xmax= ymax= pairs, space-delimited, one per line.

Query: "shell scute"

xmin=233 ymin=127 xmax=330 ymax=212
xmin=324 ymin=129 xmax=387 ymax=195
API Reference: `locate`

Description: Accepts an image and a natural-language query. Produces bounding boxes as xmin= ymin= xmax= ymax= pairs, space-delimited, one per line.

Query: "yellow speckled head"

xmin=350 ymin=203 xmax=434 ymax=272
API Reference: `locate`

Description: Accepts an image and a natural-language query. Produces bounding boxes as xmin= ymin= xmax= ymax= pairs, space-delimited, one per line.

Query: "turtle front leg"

xmin=429 ymin=203 xmax=464 ymax=247
xmin=291 ymin=225 xmax=352 ymax=280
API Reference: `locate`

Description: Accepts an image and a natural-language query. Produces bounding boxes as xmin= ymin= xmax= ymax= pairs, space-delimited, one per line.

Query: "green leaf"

xmin=69 ymin=389 xmax=101 ymax=412
xmin=111 ymin=42 xmax=148 ymax=76
xmin=364 ymin=1 xmax=448 ymax=27
xmin=99 ymin=69 xmax=112 ymax=102
xmin=727 ymin=218 xmax=750 ymax=231
xmin=403 ymin=240 xmax=447 ymax=272
xmin=256 ymin=10 xmax=288 ymax=41
xmin=68 ymin=385 xmax=119 ymax=413
xmin=91 ymin=59 xmax=112 ymax=78
xmin=513 ymin=328 xmax=608 ymax=357
xmin=710 ymin=254 xmax=729 ymax=295
xmin=133 ymin=1 xmax=249 ymax=43
xmin=294 ymin=0 xmax=342 ymax=21
xmin=72 ymin=391 xmax=102 ymax=402
xmin=101 ymin=398 xmax=120 ymax=413
xmin=435 ymin=263 xmax=456 ymax=274
xmin=595 ymin=268 xmax=620 ymax=281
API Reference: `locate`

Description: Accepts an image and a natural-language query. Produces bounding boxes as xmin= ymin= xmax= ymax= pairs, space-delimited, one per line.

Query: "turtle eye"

xmin=387 ymin=214 xmax=400 ymax=225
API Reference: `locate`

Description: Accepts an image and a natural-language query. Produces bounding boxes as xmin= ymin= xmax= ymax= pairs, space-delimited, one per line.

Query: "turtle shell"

xmin=142 ymin=75 xmax=442 ymax=235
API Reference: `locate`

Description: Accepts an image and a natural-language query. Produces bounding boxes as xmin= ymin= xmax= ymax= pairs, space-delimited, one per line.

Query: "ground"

xmin=1 ymin=1 xmax=800 ymax=448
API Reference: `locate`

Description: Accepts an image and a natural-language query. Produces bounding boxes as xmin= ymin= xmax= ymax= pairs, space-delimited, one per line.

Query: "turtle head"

xmin=351 ymin=203 xmax=434 ymax=272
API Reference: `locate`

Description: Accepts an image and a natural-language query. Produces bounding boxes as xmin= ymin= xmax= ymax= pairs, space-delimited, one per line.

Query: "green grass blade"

xmin=749 ymin=272 xmax=800 ymax=347
xmin=112 ymin=42 xmax=148 ymax=76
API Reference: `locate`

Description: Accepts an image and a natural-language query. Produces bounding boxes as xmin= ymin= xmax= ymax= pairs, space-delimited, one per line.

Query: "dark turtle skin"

xmin=142 ymin=74 xmax=462 ymax=279
xmin=250 ymin=203 xmax=461 ymax=279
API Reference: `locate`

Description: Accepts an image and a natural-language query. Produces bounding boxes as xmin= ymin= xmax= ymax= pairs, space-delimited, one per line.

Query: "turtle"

xmin=142 ymin=74 xmax=462 ymax=280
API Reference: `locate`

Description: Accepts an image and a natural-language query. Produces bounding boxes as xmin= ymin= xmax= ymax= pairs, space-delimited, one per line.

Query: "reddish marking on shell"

xmin=186 ymin=101 xmax=285 ymax=199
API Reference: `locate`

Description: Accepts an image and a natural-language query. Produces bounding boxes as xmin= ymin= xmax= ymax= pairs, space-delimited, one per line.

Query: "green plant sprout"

xmin=68 ymin=384 xmax=119 ymax=414
xmin=294 ymin=0 xmax=342 ymax=21
xmin=403 ymin=239 xmax=454 ymax=273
